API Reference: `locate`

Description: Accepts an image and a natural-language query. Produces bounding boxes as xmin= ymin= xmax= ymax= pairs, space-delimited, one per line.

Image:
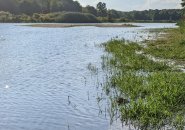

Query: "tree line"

xmin=119 ymin=9 xmax=182 ymax=22
xmin=0 ymin=0 xmax=184 ymax=22
xmin=0 ymin=0 xmax=83 ymax=15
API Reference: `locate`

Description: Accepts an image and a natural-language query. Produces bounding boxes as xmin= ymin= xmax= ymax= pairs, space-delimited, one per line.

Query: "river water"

xmin=0 ymin=23 xmax=176 ymax=130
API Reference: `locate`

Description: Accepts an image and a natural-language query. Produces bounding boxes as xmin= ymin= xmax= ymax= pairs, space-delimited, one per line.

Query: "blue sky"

xmin=77 ymin=0 xmax=182 ymax=11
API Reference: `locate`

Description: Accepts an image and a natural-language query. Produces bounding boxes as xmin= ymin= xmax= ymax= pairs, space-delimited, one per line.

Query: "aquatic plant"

xmin=144 ymin=26 xmax=185 ymax=61
xmin=87 ymin=63 xmax=98 ymax=74
xmin=102 ymin=38 xmax=185 ymax=129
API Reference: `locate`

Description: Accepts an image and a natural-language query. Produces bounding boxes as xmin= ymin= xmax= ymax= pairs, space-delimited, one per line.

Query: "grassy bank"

xmin=144 ymin=21 xmax=185 ymax=63
xmin=102 ymin=23 xmax=185 ymax=129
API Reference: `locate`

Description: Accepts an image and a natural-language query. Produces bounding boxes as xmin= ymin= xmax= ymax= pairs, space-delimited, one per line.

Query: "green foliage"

xmin=0 ymin=11 xmax=14 ymax=22
xmin=0 ymin=0 xmax=183 ymax=22
xmin=16 ymin=14 xmax=32 ymax=22
xmin=120 ymin=9 xmax=182 ymax=22
xmin=103 ymin=39 xmax=185 ymax=129
xmin=96 ymin=2 xmax=107 ymax=17
xmin=118 ymin=17 xmax=130 ymax=22
xmin=182 ymin=0 xmax=185 ymax=8
xmin=108 ymin=9 xmax=121 ymax=19
xmin=104 ymin=40 xmax=172 ymax=72
xmin=82 ymin=5 xmax=97 ymax=16
xmin=0 ymin=0 xmax=19 ymax=14
xmin=19 ymin=0 xmax=41 ymax=15
xmin=97 ymin=17 xmax=109 ymax=22
xmin=31 ymin=12 xmax=99 ymax=23
xmin=0 ymin=11 xmax=32 ymax=23
xmin=54 ymin=12 xmax=99 ymax=23
xmin=144 ymin=24 xmax=185 ymax=60
xmin=117 ymin=72 xmax=185 ymax=129
xmin=0 ymin=0 xmax=82 ymax=15
xmin=0 ymin=11 xmax=100 ymax=23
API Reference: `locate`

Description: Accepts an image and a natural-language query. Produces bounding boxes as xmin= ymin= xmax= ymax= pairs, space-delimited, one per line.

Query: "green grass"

xmin=104 ymin=40 xmax=173 ymax=72
xmin=144 ymin=23 xmax=185 ymax=61
xmin=112 ymin=72 xmax=185 ymax=129
xmin=102 ymin=30 xmax=185 ymax=129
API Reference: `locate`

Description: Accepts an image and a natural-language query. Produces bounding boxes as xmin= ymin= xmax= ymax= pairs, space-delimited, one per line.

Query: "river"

xmin=0 ymin=23 xmax=176 ymax=130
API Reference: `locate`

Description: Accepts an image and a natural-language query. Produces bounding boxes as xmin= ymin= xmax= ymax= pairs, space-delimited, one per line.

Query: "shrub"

xmin=0 ymin=11 xmax=14 ymax=22
xmin=55 ymin=12 xmax=100 ymax=23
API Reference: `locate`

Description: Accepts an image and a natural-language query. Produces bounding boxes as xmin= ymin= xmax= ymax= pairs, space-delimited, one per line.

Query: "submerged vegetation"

xmin=102 ymin=23 xmax=185 ymax=129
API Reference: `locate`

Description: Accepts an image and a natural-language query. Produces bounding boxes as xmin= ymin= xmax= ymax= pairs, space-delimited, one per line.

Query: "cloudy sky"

xmin=77 ymin=0 xmax=182 ymax=11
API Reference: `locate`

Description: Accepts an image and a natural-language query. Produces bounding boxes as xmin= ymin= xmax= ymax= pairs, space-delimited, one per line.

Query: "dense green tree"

xmin=38 ymin=0 xmax=54 ymax=13
xmin=50 ymin=0 xmax=61 ymax=12
xmin=0 ymin=0 xmax=19 ymax=14
xmin=0 ymin=0 xmax=183 ymax=22
xmin=182 ymin=0 xmax=185 ymax=8
xmin=182 ymin=0 xmax=185 ymax=18
xmin=0 ymin=0 xmax=82 ymax=14
xmin=96 ymin=2 xmax=107 ymax=17
xmin=45 ymin=0 xmax=52 ymax=13
xmin=108 ymin=9 xmax=120 ymax=19
xmin=120 ymin=9 xmax=182 ymax=21
xmin=83 ymin=5 xmax=97 ymax=16
xmin=0 ymin=11 xmax=14 ymax=22
xmin=19 ymin=0 xmax=41 ymax=15
xmin=60 ymin=0 xmax=82 ymax=12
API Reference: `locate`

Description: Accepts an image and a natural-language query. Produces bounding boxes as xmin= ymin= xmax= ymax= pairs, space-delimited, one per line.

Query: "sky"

xmin=77 ymin=0 xmax=182 ymax=11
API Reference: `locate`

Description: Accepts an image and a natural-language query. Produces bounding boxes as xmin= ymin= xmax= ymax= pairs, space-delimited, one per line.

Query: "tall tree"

xmin=50 ymin=0 xmax=61 ymax=12
xmin=44 ymin=0 xmax=52 ymax=13
xmin=182 ymin=0 xmax=185 ymax=19
xmin=108 ymin=9 xmax=120 ymax=19
xmin=19 ymin=0 xmax=41 ymax=15
xmin=181 ymin=0 xmax=185 ymax=8
xmin=96 ymin=2 xmax=107 ymax=17
xmin=83 ymin=5 xmax=97 ymax=16
xmin=0 ymin=0 xmax=19 ymax=14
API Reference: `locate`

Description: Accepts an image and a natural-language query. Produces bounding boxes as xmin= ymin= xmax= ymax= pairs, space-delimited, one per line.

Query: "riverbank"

xmin=144 ymin=23 xmax=185 ymax=67
xmin=102 ymin=22 xmax=185 ymax=129
xmin=27 ymin=23 xmax=139 ymax=28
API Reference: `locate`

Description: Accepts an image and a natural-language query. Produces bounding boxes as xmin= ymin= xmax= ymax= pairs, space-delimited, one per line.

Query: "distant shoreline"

xmin=26 ymin=23 xmax=140 ymax=28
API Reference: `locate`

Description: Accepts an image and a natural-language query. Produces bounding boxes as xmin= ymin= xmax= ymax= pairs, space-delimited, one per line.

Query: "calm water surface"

xmin=0 ymin=23 xmax=176 ymax=130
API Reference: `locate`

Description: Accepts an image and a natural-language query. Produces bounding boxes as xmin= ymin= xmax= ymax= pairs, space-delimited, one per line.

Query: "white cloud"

xmin=76 ymin=0 xmax=182 ymax=11
xmin=149 ymin=0 xmax=182 ymax=9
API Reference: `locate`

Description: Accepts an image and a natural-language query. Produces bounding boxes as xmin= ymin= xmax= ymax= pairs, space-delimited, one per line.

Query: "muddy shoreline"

xmin=26 ymin=23 xmax=140 ymax=28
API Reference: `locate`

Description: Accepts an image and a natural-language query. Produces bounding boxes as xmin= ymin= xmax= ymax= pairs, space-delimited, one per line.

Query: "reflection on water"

xmin=0 ymin=23 xmax=176 ymax=130
xmin=5 ymin=85 xmax=10 ymax=89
